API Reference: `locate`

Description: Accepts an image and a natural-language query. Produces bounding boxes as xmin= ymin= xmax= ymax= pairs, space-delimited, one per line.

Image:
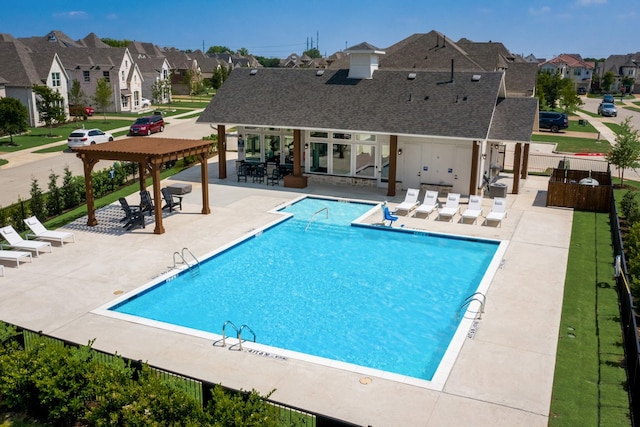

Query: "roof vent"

xmin=472 ymin=74 xmax=481 ymax=81
xmin=316 ymin=70 xmax=325 ymax=76
xmin=407 ymin=72 xmax=416 ymax=80
xmin=249 ymin=69 xmax=258 ymax=75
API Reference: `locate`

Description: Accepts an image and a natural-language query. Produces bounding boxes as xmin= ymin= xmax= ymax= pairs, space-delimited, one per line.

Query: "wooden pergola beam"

xmin=73 ymin=137 xmax=214 ymax=234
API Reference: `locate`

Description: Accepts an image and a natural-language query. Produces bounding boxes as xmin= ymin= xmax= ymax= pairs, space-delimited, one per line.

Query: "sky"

xmin=1 ymin=0 xmax=638 ymax=60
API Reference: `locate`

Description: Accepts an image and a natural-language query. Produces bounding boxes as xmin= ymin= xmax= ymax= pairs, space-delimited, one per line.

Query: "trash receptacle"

xmin=489 ymin=182 xmax=507 ymax=198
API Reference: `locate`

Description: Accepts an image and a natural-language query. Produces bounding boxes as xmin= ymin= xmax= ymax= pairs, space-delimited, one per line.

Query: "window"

xmin=332 ymin=143 xmax=351 ymax=175
xmin=51 ymin=72 xmax=61 ymax=87
xmin=246 ymin=134 xmax=261 ymax=161
xmin=121 ymin=71 xmax=125 ymax=82
xmin=103 ymin=71 xmax=110 ymax=82
xmin=310 ymin=142 xmax=328 ymax=173
xmin=355 ymin=145 xmax=376 ymax=178
xmin=356 ymin=133 xmax=376 ymax=142
xmin=333 ymin=132 xmax=351 ymax=140
xmin=265 ymin=135 xmax=281 ymax=163
xmin=310 ymin=131 xmax=328 ymax=138
xmin=83 ymin=71 xmax=90 ymax=82
xmin=134 ymin=92 xmax=140 ymax=107
xmin=121 ymin=95 xmax=128 ymax=109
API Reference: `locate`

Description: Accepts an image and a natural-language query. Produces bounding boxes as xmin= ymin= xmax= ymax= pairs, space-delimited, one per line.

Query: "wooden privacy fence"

xmin=546 ymin=168 xmax=612 ymax=212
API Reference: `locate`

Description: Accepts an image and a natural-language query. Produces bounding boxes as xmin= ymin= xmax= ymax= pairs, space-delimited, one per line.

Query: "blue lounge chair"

xmin=382 ymin=204 xmax=398 ymax=227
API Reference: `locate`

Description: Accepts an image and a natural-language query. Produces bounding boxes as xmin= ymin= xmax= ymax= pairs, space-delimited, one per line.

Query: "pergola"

xmin=73 ymin=137 xmax=212 ymax=234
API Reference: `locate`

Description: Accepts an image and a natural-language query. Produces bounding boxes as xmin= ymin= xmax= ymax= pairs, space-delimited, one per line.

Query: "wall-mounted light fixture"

xmin=398 ymin=148 xmax=403 ymax=155
xmin=304 ymin=143 xmax=309 ymax=150
xmin=482 ymin=153 xmax=487 ymax=160
xmin=494 ymin=144 xmax=500 ymax=149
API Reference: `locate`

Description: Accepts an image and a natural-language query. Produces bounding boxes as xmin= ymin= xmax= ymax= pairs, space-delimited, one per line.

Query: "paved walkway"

xmin=0 ymin=156 xmax=570 ymax=426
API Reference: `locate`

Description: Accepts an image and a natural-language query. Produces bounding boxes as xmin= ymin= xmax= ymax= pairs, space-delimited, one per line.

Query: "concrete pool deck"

xmin=0 ymin=159 xmax=571 ymax=426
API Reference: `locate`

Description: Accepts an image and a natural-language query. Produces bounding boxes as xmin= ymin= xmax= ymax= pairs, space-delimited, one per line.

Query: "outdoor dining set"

xmin=236 ymin=160 xmax=293 ymax=185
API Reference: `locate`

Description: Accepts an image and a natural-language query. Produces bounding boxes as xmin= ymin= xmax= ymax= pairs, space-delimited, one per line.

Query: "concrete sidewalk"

xmin=0 ymin=163 xmax=569 ymax=426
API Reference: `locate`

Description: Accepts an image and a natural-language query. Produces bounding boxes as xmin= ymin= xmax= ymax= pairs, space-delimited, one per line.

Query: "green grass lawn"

xmin=549 ymin=209 xmax=630 ymax=426
xmin=531 ymin=133 xmax=610 ymax=153
xmin=0 ymin=120 xmax=133 ymax=153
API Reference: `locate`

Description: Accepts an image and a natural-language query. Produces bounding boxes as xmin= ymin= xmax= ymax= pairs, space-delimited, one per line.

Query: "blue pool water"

xmin=110 ymin=197 xmax=500 ymax=381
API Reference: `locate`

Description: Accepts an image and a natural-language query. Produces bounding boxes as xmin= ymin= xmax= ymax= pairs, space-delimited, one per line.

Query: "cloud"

xmin=53 ymin=11 xmax=88 ymax=19
xmin=528 ymin=6 xmax=551 ymax=16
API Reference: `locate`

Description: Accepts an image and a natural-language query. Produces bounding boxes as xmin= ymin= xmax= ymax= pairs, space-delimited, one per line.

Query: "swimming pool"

xmin=97 ymin=196 xmax=507 ymax=389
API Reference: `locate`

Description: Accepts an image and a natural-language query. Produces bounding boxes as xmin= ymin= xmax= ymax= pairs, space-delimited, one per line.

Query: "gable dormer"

xmin=345 ymin=42 xmax=385 ymax=79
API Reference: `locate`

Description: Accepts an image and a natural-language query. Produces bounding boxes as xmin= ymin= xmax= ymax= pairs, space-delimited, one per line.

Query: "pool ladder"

xmin=305 ymin=207 xmax=328 ymax=231
xmin=457 ymin=292 xmax=486 ymax=321
xmin=222 ymin=320 xmax=256 ymax=350
xmin=172 ymin=247 xmax=199 ymax=272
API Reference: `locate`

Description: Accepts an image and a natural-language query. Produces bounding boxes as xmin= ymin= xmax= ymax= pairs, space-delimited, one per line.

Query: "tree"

xmin=207 ymin=45 xmax=232 ymax=55
xmin=606 ymin=117 xmax=640 ymax=187
xmin=92 ymin=78 xmax=113 ymax=121
xmin=303 ymin=48 xmax=322 ymax=59
xmin=101 ymin=38 xmax=131 ymax=48
xmin=33 ymin=85 xmax=66 ymax=137
xmin=537 ymin=70 xmax=565 ymax=109
xmin=46 ymin=170 xmax=62 ymax=216
xmin=29 ymin=177 xmax=46 ymax=220
xmin=558 ymin=83 xmax=583 ymax=113
xmin=236 ymin=47 xmax=249 ymax=56
xmin=0 ymin=97 xmax=29 ymax=145
xmin=601 ymin=71 xmax=615 ymax=93
xmin=68 ymin=79 xmax=87 ymax=121
xmin=151 ymin=78 xmax=171 ymax=104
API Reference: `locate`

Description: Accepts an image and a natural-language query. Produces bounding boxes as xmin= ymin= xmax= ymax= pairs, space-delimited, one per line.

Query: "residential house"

xmin=19 ymin=31 xmax=145 ymax=114
xmin=127 ymin=41 xmax=172 ymax=103
xmin=198 ymin=36 xmax=537 ymax=197
xmin=0 ymin=33 xmax=70 ymax=126
xmin=597 ymin=53 xmax=640 ymax=93
xmin=161 ymin=48 xmax=200 ymax=95
xmin=539 ymin=53 xmax=594 ymax=93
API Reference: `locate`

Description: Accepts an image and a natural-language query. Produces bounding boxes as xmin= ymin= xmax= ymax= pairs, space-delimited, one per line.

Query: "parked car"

xmin=602 ymin=94 xmax=615 ymax=104
xmin=69 ymin=105 xmax=95 ymax=117
xmin=538 ymin=111 xmax=568 ymax=133
xmin=141 ymin=98 xmax=151 ymax=108
xmin=577 ymin=87 xmax=587 ymax=95
xmin=67 ymin=128 xmax=114 ymax=148
xmin=129 ymin=115 xmax=165 ymax=136
xmin=598 ymin=102 xmax=618 ymax=117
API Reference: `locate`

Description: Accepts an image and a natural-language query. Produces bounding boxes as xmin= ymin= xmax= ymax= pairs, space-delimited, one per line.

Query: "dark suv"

xmin=129 ymin=115 xmax=165 ymax=136
xmin=539 ymin=111 xmax=568 ymax=133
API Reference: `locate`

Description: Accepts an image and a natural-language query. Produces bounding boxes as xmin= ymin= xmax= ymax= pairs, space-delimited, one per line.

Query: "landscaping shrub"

xmin=0 ymin=329 xmax=280 ymax=426
xmin=621 ymin=190 xmax=640 ymax=226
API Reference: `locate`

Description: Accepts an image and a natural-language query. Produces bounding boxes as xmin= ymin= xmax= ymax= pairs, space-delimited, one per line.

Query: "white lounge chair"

xmin=0 ymin=225 xmax=52 ymax=257
xmin=437 ymin=193 xmax=461 ymax=222
xmin=461 ymin=195 xmax=484 ymax=224
xmin=484 ymin=197 xmax=508 ymax=226
xmin=0 ymin=249 xmax=32 ymax=267
xmin=24 ymin=216 xmax=75 ymax=246
xmin=414 ymin=191 xmax=439 ymax=218
xmin=395 ymin=188 xmax=420 ymax=215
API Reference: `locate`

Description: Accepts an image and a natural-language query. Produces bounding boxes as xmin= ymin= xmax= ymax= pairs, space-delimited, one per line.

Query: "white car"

xmin=141 ymin=98 xmax=152 ymax=108
xmin=67 ymin=128 xmax=114 ymax=148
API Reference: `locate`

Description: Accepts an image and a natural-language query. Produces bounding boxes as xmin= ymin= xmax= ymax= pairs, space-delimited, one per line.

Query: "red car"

xmin=85 ymin=106 xmax=95 ymax=116
xmin=129 ymin=115 xmax=165 ymax=136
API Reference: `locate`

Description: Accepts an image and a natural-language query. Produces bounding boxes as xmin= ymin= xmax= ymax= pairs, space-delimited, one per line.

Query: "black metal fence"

xmin=13 ymin=327 xmax=361 ymax=427
xmin=610 ymin=193 xmax=640 ymax=426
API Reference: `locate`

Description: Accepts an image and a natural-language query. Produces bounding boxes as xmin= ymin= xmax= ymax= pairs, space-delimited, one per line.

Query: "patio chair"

xmin=118 ymin=198 xmax=146 ymax=231
xmin=253 ymin=164 xmax=266 ymax=183
xmin=461 ymin=195 xmax=484 ymax=224
xmin=0 ymin=225 xmax=52 ymax=257
xmin=139 ymin=190 xmax=154 ymax=216
xmin=267 ymin=168 xmax=280 ymax=186
xmin=161 ymin=187 xmax=183 ymax=212
xmin=381 ymin=203 xmax=398 ymax=227
xmin=394 ymin=188 xmax=420 ymax=215
xmin=484 ymin=197 xmax=507 ymax=227
xmin=414 ymin=191 xmax=439 ymax=218
xmin=0 ymin=249 xmax=32 ymax=267
xmin=23 ymin=216 xmax=75 ymax=246
xmin=237 ymin=162 xmax=249 ymax=182
xmin=437 ymin=193 xmax=460 ymax=222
